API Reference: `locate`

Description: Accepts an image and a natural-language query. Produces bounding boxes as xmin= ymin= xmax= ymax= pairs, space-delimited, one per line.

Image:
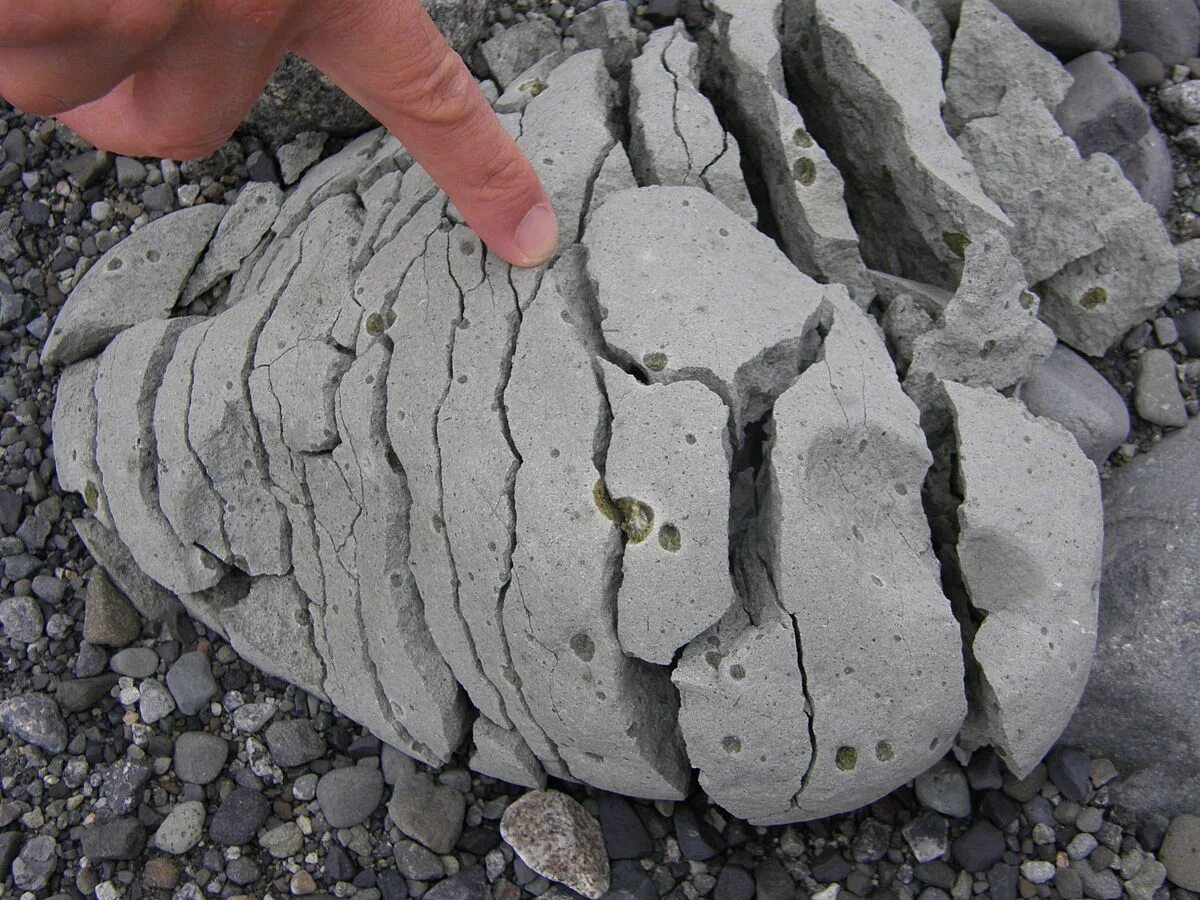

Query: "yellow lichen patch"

xmin=365 ymin=313 xmax=385 ymax=335
xmin=592 ymin=480 xmax=655 ymax=543
xmin=1079 ymin=286 xmax=1108 ymax=309
xmin=835 ymin=745 xmax=858 ymax=771
xmin=793 ymin=157 xmax=817 ymax=186
xmin=942 ymin=231 xmax=971 ymax=259
xmin=519 ymin=78 xmax=547 ymax=97
xmin=642 ymin=351 xmax=668 ymax=372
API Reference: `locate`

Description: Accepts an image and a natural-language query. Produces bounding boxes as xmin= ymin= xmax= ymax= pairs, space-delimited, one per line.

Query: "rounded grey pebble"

xmin=209 ymin=787 xmax=270 ymax=846
xmin=316 ymin=765 xmax=384 ymax=828
xmin=0 ymin=595 xmax=44 ymax=643
xmin=165 ymin=651 xmax=218 ymax=716
xmin=265 ymin=718 xmax=326 ymax=768
xmin=1118 ymin=51 xmax=1166 ymax=88
xmin=110 ymin=646 xmax=159 ymax=678
xmin=174 ymin=732 xmax=228 ymax=785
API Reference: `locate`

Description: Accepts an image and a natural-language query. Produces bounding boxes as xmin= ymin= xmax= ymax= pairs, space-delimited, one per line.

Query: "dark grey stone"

xmin=393 ymin=839 xmax=444 ymax=881
xmin=1056 ymin=51 xmax=1151 ymax=157
xmin=713 ymin=866 xmax=754 ymax=900
xmin=0 ymin=831 xmax=20 ymax=877
xmin=424 ymin=865 xmax=486 ymax=900
xmin=265 ymin=719 xmax=326 ymax=768
xmin=753 ymin=857 xmax=795 ymax=900
xmin=74 ymin=642 xmax=108 ymax=678
xmin=326 ymin=845 xmax=356 ymax=882
xmin=57 ymin=675 xmax=117 ymax=713
xmin=1047 ymin=746 xmax=1092 ymax=802
xmin=165 ymin=651 xmax=218 ymax=716
xmin=174 ymin=732 xmax=228 ymax=785
xmin=1118 ymin=0 xmax=1200 ymax=66
xmin=0 ymin=489 xmax=20 ymax=534
xmin=79 ymin=817 xmax=146 ymax=861
xmin=315 ymin=765 xmax=384 ymax=828
xmin=987 ymin=863 xmax=1019 ymax=900
xmin=596 ymin=795 xmax=653 ymax=860
xmin=103 ymin=758 xmax=154 ymax=815
xmin=852 ymin=817 xmax=893 ymax=863
xmin=811 ymin=848 xmax=852 ymax=883
xmin=609 ymin=859 xmax=658 ymax=900
xmin=377 ymin=868 xmax=409 ymax=900
xmin=1117 ymin=51 xmax=1167 ymax=88
xmin=952 ymin=821 xmax=1006 ymax=872
xmin=672 ymin=805 xmax=722 ymax=861
xmin=209 ymin=787 xmax=270 ymax=845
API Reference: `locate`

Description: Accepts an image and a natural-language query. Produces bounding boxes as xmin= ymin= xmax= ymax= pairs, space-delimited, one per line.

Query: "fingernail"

xmin=515 ymin=203 xmax=558 ymax=266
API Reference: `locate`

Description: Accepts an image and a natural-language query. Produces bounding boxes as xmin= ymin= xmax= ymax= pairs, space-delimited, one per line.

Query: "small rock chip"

xmin=12 ymin=835 xmax=57 ymax=891
xmin=0 ymin=595 xmax=43 ymax=643
xmin=233 ymin=701 xmax=276 ymax=733
xmin=209 ymin=787 xmax=270 ymax=846
xmin=1021 ymin=859 xmax=1057 ymax=884
xmin=0 ymin=692 xmax=67 ymax=752
xmin=914 ymin=757 xmax=972 ymax=818
xmin=1135 ymin=349 xmax=1188 ymax=428
xmin=316 ymin=765 xmax=384 ymax=828
xmin=902 ymin=811 xmax=949 ymax=864
xmin=174 ymin=731 xmax=228 ymax=785
xmin=110 ymin=646 xmax=160 ymax=678
xmin=152 ymin=806 xmax=206 ymax=854
xmin=138 ymin=678 xmax=176 ymax=724
xmin=1161 ymin=814 xmax=1200 ymax=890
xmin=500 ymin=790 xmax=610 ymax=899
xmin=82 ymin=569 xmax=141 ymax=647
xmin=81 ymin=817 xmax=147 ymax=861
xmin=260 ymin=821 xmax=303 ymax=859
xmin=387 ymin=765 xmax=466 ymax=855
xmin=265 ymin=718 xmax=326 ymax=767
xmin=290 ymin=869 xmax=318 ymax=895
xmin=165 ymin=651 xmax=218 ymax=715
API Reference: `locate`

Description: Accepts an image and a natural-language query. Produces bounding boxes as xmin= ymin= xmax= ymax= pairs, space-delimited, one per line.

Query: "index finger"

xmin=291 ymin=0 xmax=558 ymax=268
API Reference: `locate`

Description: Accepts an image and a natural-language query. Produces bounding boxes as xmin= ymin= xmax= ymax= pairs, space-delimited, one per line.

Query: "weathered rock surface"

xmin=1063 ymin=423 xmax=1200 ymax=818
xmin=501 ymin=790 xmax=611 ymax=899
xmin=943 ymin=382 xmax=1101 ymax=777
xmin=49 ymin=41 xmax=1106 ymax=824
xmin=183 ymin=182 xmax=283 ymax=304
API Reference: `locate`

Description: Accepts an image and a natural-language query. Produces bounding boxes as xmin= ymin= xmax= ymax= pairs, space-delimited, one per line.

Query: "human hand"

xmin=0 ymin=0 xmax=559 ymax=267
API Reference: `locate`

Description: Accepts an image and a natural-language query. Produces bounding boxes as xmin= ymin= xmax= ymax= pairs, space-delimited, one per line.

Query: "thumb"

xmin=291 ymin=0 xmax=558 ymax=267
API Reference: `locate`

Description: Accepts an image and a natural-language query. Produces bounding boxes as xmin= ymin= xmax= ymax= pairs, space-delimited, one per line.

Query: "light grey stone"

xmin=1118 ymin=0 xmax=1200 ymax=66
xmin=183 ymin=181 xmax=283 ymax=303
xmin=768 ymin=288 xmax=966 ymax=822
xmin=500 ymin=790 xmax=610 ymax=899
xmin=493 ymin=51 xmax=571 ymax=114
xmin=41 ymin=204 xmax=224 ymax=366
xmin=470 ymin=717 xmax=548 ymax=789
xmin=905 ymin=229 xmax=1055 ymax=409
xmin=110 ymin=646 xmax=159 ymax=678
xmin=1159 ymin=80 xmax=1200 ymax=124
xmin=155 ymin=801 xmax=206 ymax=855
xmin=12 ymin=835 xmax=57 ymax=891
xmin=944 ymin=0 xmax=1074 ymax=133
xmin=782 ymin=0 xmax=1010 ymax=286
xmin=942 ymin=381 xmax=1101 ymax=777
xmin=138 ymin=678 xmax=175 ymax=724
xmin=218 ymin=576 xmax=326 ymax=699
xmin=1016 ymin=343 xmax=1130 ymax=464
xmin=505 ymin=248 xmax=691 ymax=800
xmin=1135 ymin=348 xmax=1188 ymax=428
xmin=1176 ymin=239 xmax=1200 ymax=297
xmin=0 ymin=692 xmax=67 ymax=753
xmin=1057 ymin=51 xmax=1151 ymax=157
xmin=316 ymin=765 xmax=384 ymax=828
xmin=174 ymin=732 xmax=228 ymax=784
xmin=710 ymin=0 xmax=874 ymax=304
xmin=277 ymin=131 xmax=327 ymax=186
xmin=167 ymin=651 xmax=219 ymax=716
xmin=565 ymin=0 xmax=637 ymax=75
xmin=481 ymin=17 xmax=562 ymax=88
xmin=0 ymin=595 xmax=43 ymax=643
xmin=629 ymin=25 xmax=755 ymax=221
xmin=259 ymin=821 xmax=302 ymax=859
xmin=600 ymin=366 xmax=733 ymax=663
xmin=52 ymin=359 xmax=113 ymax=528
xmin=95 ymin=318 xmax=226 ymax=594
xmin=987 ymin=0 xmax=1121 ymax=54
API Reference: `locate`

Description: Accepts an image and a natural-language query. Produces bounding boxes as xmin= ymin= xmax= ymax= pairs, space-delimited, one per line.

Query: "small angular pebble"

xmin=80 ymin=817 xmax=146 ymax=861
xmin=138 ymin=678 xmax=175 ymax=724
xmin=165 ymin=651 xmax=218 ymax=715
xmin=13 ymin=835 xmax=58 ymax=891
xmin=0 ymin=692 xmax=67 ymax=752
xmin=265 ymin=718 xmax=326 ymax=767
xmin=174 ymin=731 xmax=228 ymax=785
xmin=155 ymin=801 xmax=206 ymax=854
xmin=902 ymin=812 xmax=949 ymax=864
xmin=232 ymin=701 xmax=275 ymax=733
xmin=714 ymin=866 xmax=755 ymax=900
xmin=57 ymin=674 xmax=117 ymax=712
xmin=500 ymin=790 xmax=610 ymax=899
xmin=315 ymin=765 xmax=384 ymax=828
xmin=387 ymin=764 xmax=466 ymax=854
xmin=394 ymin=839 xmax=445 ymax=881
xmin=596 ymin=794 xmax=653 ymax=860
xmin=260 ymin=821 xmax=303 ymax=859
xmin=673 ymin=805 xmax=723 ymax=861
xmin=0 ymin=595 xmax=43 ymax=643
xmin=952 ymin=820 xmax=1005 ymax=872
xmin=1021 ymin=860 xmax=1057 ymax=884
xmin=82 ymin=570 xmax=141 ymax=647
xmin=276 ymin=131 xmax=327 ymax=185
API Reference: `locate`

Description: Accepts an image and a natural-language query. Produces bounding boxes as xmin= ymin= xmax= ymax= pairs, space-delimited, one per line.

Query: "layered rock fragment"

xmin=52 ymin=359 xmax=112 ymax=529
xmin=183 ymin=182 xmax=283 ymax=304
xmin=781 ymin=0 xmax=1010 ymax=285
xmin=939 ymin=383 xmax=1101 ymax=776
xmin=629 ymin=25 xmax=755 ymax=221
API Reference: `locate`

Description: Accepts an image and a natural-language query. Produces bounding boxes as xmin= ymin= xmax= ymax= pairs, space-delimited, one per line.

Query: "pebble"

xmin=260 ymin=821 xmax=303 ymax=858
xmin=291 ymin=869 xmax=318 ymax=895
xmin=1161 ymin=814 xmax=1200 ymax=890
xmin=1020 ymin=860 xmax=1057 ymax=884
xmin=138 ymin=677 xmax=175 ymax=724
xmin=174 ymin=731 xmax=228 ymax=785
xmin=81 ymin=816 xmax=147 ymax=860
xmin=209 ymin=786 xmax=271 ymax=846
xmin=144 ymin=857 xmax=181 ymax=890
xmin=597 ymin=793 xmax=654 ymax=860
xmin=1134 ymin=349 xmax=1188 ymax=427
xmin=501 ymin=790 xmax=610 ymax=899
xmin=110 ymin=646 xmax=160 ymax=678
xmin=902 ymin=812 xmax=949 ymax=864
xmin=115 ymin=156 xmax=147 ymax=189
xmin=165 ymin=650 xmax=218 ymax=715
xmin=82 ymin=569 xmax=140 ymax=647
xmin=1067 ymin=832 xmax=1099 ymax=860
xmin=266 ymin=718 xmax=327 ymax=767
xmin=0 ymin=594 xmax=43 ymax=642
xmin=0 ymin=692 xmax=67 ymax=752
xmin=914 ymin=758 xmax=972 ymax=818
xmin=395 ymin=838 xmax=446 ymax=881
xmin=154 ymin=806 xmax=206 ymax=854
xmin=1155 ymin=316 xmax=1179 ymax=346
xmin=58 ymin=673 xmax=116 ymax=712
xmin=232 ymin=700 xmax=276 ymax=733
xmin=673 ymin=805 xmax=723 ymax=861
xmin=388 ymin=765 xmax=466 ymax=854
xmin=292 ymin=771 xmax=319 ymax=802
xmin=951 ymin=821 xmax=1005 ymax=873
xmin=12 ymin=834 xmax=57 ymax=891
xmin=1118 ymin=51 xmax=1167 ymax=88
xmin=316 ymin=765 xmax=384 ymax=828
xmin=1159 ymin=79 xmax=1200 ymax=123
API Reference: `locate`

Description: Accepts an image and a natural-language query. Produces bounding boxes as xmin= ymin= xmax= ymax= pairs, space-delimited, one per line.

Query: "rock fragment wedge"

xmin=42 ymin=204 xmax=225 ymax=367
xmin=940 ymin=382 xmax=1100 ymax=777
xmin=768 ymin=287 xmax=967 ymax=821
xmin=52 ymin=358 xmax=112 ymax=529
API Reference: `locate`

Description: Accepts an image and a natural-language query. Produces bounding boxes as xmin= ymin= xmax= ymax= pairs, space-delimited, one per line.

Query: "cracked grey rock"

xmin=630 ymin=24 xmax=755 ymax=221
xmin=710 ymin=0 xmax=873 ymax=305
xmin=566 ymin=0 xmax=637 ymax=76
xmin=944 ymin=0 xmax=1073 ymax=133
xmin=958 ymin=87 xmax=1179 ymax=355
xmin=52 ymin=359 xmax=112 ymax=529
xmin=904 ymin=229 xmax=1055 ymax=410
xmin=42 ymin=203 xmax=224 ymax=367
xmin=782 ymin=0 xmax=1010 ymax=286
xmin=183 ymin=181 xmax=283 ymax=304
xmin=49 ymin=33 xmax=1110 ymax=824
xmin=494 ymin=52 xmax=571 ymax=114
xmin=942 ymin=381 xmax=1101 ymax=777
xmin=277 ymin=131 xmax=327 ymax=186
xmin=481 ymin=17 xmax=562 ymax=88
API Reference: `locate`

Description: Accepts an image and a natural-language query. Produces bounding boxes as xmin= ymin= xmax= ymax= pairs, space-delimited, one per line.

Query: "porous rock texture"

xmin=47 ymin=2 xmax=1128 ymax=823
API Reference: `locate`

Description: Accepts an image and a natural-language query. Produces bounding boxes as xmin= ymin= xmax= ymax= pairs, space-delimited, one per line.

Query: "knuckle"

xmin=388 ymin=49 xmax=477 ymax=128
xmin=474 ymin=149 xmax=531 ymax=203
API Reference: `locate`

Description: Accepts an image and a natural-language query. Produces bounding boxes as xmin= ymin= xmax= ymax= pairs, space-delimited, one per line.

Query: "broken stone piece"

xmin=183 ymin=181 xmax=282 ymax=304
xmin=500 ymin=790 xmax=611 ymax=899
xmin=42 ymin=204 xmax=224 ymax=367
xmin=52 ymin=359 xmax=113 ymax=529
xmin=941 ymin=381 xmax=1101 ymax=777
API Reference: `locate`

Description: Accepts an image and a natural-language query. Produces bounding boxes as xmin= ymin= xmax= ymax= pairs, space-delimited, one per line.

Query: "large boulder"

xmin=1062 ymin=424 xmax=1200 ymax=818
xmin=48 ymin=26 xmax=1109 ymax=824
